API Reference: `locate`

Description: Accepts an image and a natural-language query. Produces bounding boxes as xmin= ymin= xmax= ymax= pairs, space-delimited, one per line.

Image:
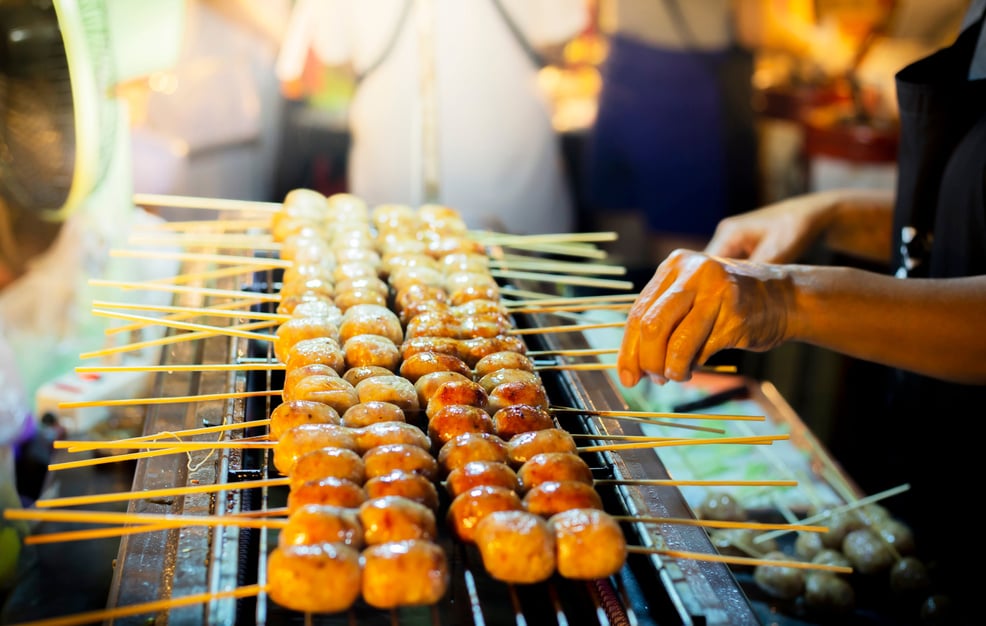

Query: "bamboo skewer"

xmin=57 ymin=389 xmax=281 ymax=410
xmin=613 ymin=515 xmax=828 ymax=533
xmin=91 ymin=309 xmax=276 ymax=342
xmin=34 ymin=477 xmax=290 ymax=508
xmin=103 ymin=297 xmax=272 ymax=336
xmin=504 ymin=293 xmax=639 ymax=307
xmin=509 ymin=321 xmax=626 ymax=335
xmin=581 ymin=433 xmax=789 ymax=453
xmin=128 ymin=234 xmax=279 ymax=250
xmin=48 ymin=448 xmax=201 ymax=472
xmin=25 ymin=523 xmax=180 ymax=545
xmin=134 ymin=192 xmax=282 ymax=213
xmin=5 ymin=508 xmax=288 ymax=530
xmin=93 ymin=300 xmax=289 ymax=322
xmin=490 ymin=258 xmax=627 ymax=276
xmin=110 ymin=248 xmax=291 ymax=268
xmin=476 ymin=231 xmax=619 ymax=245
xmin=596 ymin=478 xmax=797 ymax=488
xmin=58 ymin=419 xmax=271 ymax=452
xmin=491 ymin=269 xmax=633 ymax=291
xmin=81 ymin=319 xmax=277 ymax=360
xmin=511 ymin=303 xmax=632 ymax=314
xmin=76 ymin=363 xmax=284 ymax=374
xmin=133 ymin=218 xmax=274 ymax=232
xmin=89 ymin=279 xmax=280 ymax=302
xmin=551 ymin=406 xmax=764 ymax=422
xmin=147 ymin=264 xmax=269 ymax=286
xmin=627 ymin=547 xmax=853 ymax=574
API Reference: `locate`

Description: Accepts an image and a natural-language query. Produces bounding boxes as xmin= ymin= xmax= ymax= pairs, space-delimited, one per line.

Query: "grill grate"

xmin=107 ymin=272 xmax=759 ymax=626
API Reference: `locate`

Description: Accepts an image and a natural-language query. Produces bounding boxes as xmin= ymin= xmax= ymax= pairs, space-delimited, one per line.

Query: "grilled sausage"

xmin=549 ymin=508 xmax=626 ymax=580
xmin=445 ymin=460 xmax=520 ymax=498
xmin=278 ymin=504 xmax=364 ymax=548
xmin=505 ymin=428 xmax=578 ymax=466
xmin=362 ymin=443 xmax=439 ymax=481
xmin=341 ymin=401 xmax=405 ymax=428
xmin=437 ymin=432 xmax=509 ymax=475
xmin=358 ymin=496 xmax=437 ymax=545
xmin=274 ymin=423 xmax=359 ymax=475
xmin=289 ymin=446 xmax=366 ymax=487
xmin=268 ymin=543 xmax=362 ymax=614
xmin=490 ymin=404 xmax=555 ymax=440
xmin=427 ymin=404 xmax=496 ymax=447
xmin=269 ymin=399 xmax=341 ymax=441
xmin=522 ymin=480 xmax=604 ymax=518
xmin=363 ymin=470 xmax=440 ymax=510
xmin=287 ymin=476 xmax=368 ymax=513
xmin=474 ymin=510 xmax=555 ymax=584
xmin=342 ymin=334 xmax=401 ymax=371
xmin=517 ymin=452 xmax=593 ymax=493
xmin=360 ymin=540 xmax=449 ymax=609
xmin=447 ymin=485 xmax=524 ymax=543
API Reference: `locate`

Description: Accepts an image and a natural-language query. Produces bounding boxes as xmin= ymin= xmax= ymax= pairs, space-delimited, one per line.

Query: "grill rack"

xmin=106 ymin=273 xmax=760 ymax=626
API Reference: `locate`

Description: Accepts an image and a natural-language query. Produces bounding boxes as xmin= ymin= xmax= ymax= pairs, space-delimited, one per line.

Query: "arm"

xmin=704 ymin=187 xmax=895 ymax=265
xmin=617 ymin=251 xmax=986 ymax=387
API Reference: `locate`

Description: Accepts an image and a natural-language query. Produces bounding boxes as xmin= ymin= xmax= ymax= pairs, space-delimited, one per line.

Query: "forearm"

xmin=822 ymin=188 xmax=895 ymax=264
xmin=789 ymin=267 xmax=986 ymax=384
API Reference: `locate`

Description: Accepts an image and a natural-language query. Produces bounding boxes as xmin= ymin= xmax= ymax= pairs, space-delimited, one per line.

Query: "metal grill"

xmin=106 ymin=271 xmax=760 ymax=626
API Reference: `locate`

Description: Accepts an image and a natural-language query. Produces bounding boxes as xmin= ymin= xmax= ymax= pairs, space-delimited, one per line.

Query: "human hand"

xmin=704 ymin=194 xmax=835 ymax=263
xmin=617 ymin=250 xmax=795 ymax=387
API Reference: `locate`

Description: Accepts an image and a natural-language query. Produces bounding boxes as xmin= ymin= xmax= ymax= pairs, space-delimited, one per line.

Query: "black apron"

xmin=835 ymin=7 xmax=986 ymax=616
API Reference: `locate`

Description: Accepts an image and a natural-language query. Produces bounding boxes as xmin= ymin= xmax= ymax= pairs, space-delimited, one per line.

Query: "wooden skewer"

xmin=110 ymin=248 xmax=291 ymax=268
xmin=491 ymin=241 xmax=610 ymax=260
xmin=6 ymin=508 xmax=287 ymax=530
xmin=613 ymin=515 xmax=828 ymax=533
xmin=753 ymin=483 xmax=911 ymax=544
xmin=510 ymin=321 xmax=626 ymax=335
xmin=490 ymin=258 xmax=627 ymax=276
xmin=146 ymin=263 xmax=268 ymax=286
xmin=25 ymin=523 xmax=180 ymax=545
xmin=34 ymin=477 xmax=290 ymax=508
xmin=491 ymin=269 xmax=634 ymax=291
xmin=57 ymin=389 xmax=281 ymax=410
xmin=568 ymin=416 xmax=725 ymax=434
xmin=58 ymin=419 xmax=271 ymax=452
xmin=49 ymin=440 xmax=277 ymax=451
xmin=627 ymin=546 xmax=853 ymax=574
xmin=134 ymin=192 xmax=282 ymax=213
xmin=8 ymin=583 xmax=268 ymax=626
xmin=477 ymin=231 xmax=619 ymax=245
xmin=93 ymin=300 xmax=289 ymax=322
xmin=104 ymin=297 xmax=272 ymax=336
xmin=76 ymin=363 xmax=284 ymax=374
xmin=91 ymin=309 xmax=276 ymax=342
xmin=505 ymin=293 xmax=639 ymax=307
xmin=528 ymin=347 xmax=622 ymax=358
xmin=89 ymin=279 xmax=280 ymax=302
xmin=49 ymin=448 xmax=202 ymax=471
xmin=127 ymin=235 xmax=280 ymax=251
xmin=551 ymin=406 xmax=764 ymax=422
xmin=133 ymin=218 xmax=274 ymax=232
xmin=81 ymin=319 xmax=277 ymax=360
xmin=597 ymin=478 xmax=797 ymax=488
xmin=511 ymin=303 xmax=632 ymax=314
xmin=581 ymin=433 xmax=788 ymax=453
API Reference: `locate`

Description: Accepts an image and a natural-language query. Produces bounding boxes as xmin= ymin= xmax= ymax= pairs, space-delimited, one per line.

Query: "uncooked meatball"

xmin=753 ymin=551 xmax=806 ymax=600
xmin=842 ymin=527 xmax=894 ymax=575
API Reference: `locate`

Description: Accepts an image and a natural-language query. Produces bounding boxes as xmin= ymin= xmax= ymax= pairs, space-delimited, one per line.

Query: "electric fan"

xmin=0 ymin=0 xmax=185 ymax=421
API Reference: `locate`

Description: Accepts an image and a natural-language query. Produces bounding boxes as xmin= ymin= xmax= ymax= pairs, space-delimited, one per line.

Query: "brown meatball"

xmin=278 ymin=504 xmax=364 ymax=548
xmin=398 ymin=299 xmax=449 ymax=326
xmin=268 ymin=543 xmax=362 ymax=614
xmin=355 ymin=422 xmax=431 ymax=453
xmin=287 ymin=299 xmax=343 ymax=327
xmin=334 ymin=275 xmax=389 ymax=299
xmin=282 ymin=363 xmax=339 ymax=402
xmin=437 ymin=432 xmax=509 ymax=475
xmin=360 ymin=540 xmax=449 ymax=609
xmin=341 ymin=401 xmax=405 ymax=428
xmin=283 ymin=336 xmax=345 ymax=375
xmin=445 ymin=460 xmax=520 ymax=498
xmin=549 ymin=508 xmax=626 ymax=580
xmin=427 ymin=404 xmax=496 ymax=447
xmin=474 ymin=510 xmax=555 ymax=584
xmin=476 ymin=369 xmax=541 ymax=395
xmin=439 ymin=252 xmax=489 ymax=274
xmin=273 ymin=423 xmax=359 ymax=475
xmin=487 ymin=381 xmax=549 ymax=416
xmin=473 ymin=350 xmax=534 ymax=379
xmin=285 ymin=374 xmax=360 ymax=415
xmin=490 ymin=404 xmax=555 ymax=440
xmin=457 ymin=313 xmax=513 ymax=339
xmin=394 ymin=283 xmax=447 ymax=316
xmin=399 ymin=351 xmax=472 ymax=384
xmin=389 ymin=265 xmax=445 ymax=292
xmin=414 ymin=370 xmax=471 ymax=408
xmin=334 ymin=288 xmax=389 ymax=312
xmin=425 ymin=379 xmax=488 ymax=420
xmin=517 ymin=452 xmax=593 ymax=493
xmin=457 ymin=336 xmax=527 ymax=368
xmin=332 ymin=261 xmax=377 ymax=285
xmin=522 ymin=480 xmax=604 ymax=518
xmin=342 ymin=365 xmax=394 ymax=387
xmin=274 ymin=317 xmax=340 ymax=364
xmin=506 ymin=428 xmax=578 ymax=466
xmin=400 ymin=336 xmax=461 ymax=361
xmin=355 ymin=375 xmax=420 ymax=415
xmin=447 ymin=485 xmax=524 ymax=543
xmin=363 ymin=443 xmax=439 ymax=481
xmin=449 ymin=282 xmax=500 ymax=307
xmin=269 ymin=399 xmax=341 ymax=441
xmin=343 ymin=334 xmax=401 ymax=371
xmin=404 ymin=310 xmax=461 ymax=340
xmin=363 ymin=470 xmax=440 ymax=510
xmin=289 ymin=446 xmax=366 ymax=487
xmin=287 ymin=476 xmax=368 ymax=513
xmin=696 ymin=491 xmax=748 ymax=522
xmin=338 ymin=304 xmax=403 ymax=345
xmin=358 ymin=496 xmax=438 ymax=545
xmin=279 ymin=278 xmax=334 ymax=307
xmin=804 ymin=572 xmax=856 ymax=615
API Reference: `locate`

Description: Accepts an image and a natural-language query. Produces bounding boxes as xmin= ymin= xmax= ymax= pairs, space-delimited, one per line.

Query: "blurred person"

xmin=277 ymin=0 xmax=587 ymax=235
xmin=582 ymin=0 xmax=854 ymax=266
xmin=617 ymin=1 xmax=986 ymax=618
